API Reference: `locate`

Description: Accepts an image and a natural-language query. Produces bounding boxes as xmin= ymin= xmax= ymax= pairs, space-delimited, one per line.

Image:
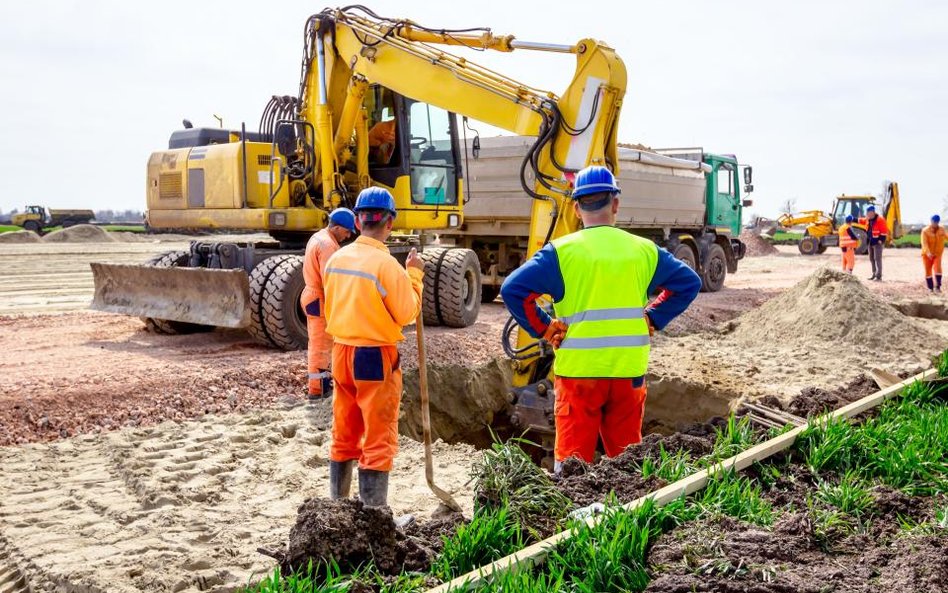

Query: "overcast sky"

xmin=1 ymin=0 xmax=945 ymax=222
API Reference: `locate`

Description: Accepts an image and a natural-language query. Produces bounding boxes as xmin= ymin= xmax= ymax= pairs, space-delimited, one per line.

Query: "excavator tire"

xmin=23 ymin=220 xmax=41 ymax=234
xmin=248 ymin=255 xmax=308 ymax=350
xmin=700 ymin=243 xmax=728 ymax=293
xmin=798 ymin=234 xmax=821 ymax=256
xmin=140 ymin=251 xmax=214 ymax=335
xmin=420 ymin=247 xmax=481 ymax=328
xmin=852 ymin=228 xmax=869 ymax=255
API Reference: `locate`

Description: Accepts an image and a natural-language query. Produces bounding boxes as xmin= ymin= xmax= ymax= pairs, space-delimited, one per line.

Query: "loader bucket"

xmin=90 ymin=263 xmax=251 ymax=328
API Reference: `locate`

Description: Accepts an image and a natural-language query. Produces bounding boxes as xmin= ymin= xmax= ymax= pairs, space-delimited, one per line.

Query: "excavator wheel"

xmin=140 ymin=251 xmax=215 ymax=335
xmin=420 ymin=247 xmax=482 ymax=328
xmin=798 ymin=234 xmax=821 ymax=256
xmin=23 ymin=220 xmax=41 ymax=234
xmin=247 ymin=255 xmax=308 ymax=350
xmin=700 ymin=243 xmax=727 ymax=293
xmin=852 ymin=228 xmax=869 ymax=255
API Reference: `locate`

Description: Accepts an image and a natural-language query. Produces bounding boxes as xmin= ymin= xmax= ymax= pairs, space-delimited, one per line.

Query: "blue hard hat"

xmin=353 ymin=187 xmax=397 ymax=215
xmin=845 ymin=215 xmax=854 ymax=223
xmin=866 ymin=205 xmax=876 ymax=212
xmin=934 ymin=214 xmax=942 ymax=223
xmin=328 ymin=208 xmax=356 ymax=233
xmin=572 ymin=165 xmax=620 ymax=199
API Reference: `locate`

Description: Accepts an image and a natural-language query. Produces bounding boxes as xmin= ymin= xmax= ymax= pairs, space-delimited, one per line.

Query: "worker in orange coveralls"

xmin=921 ymin=214 xmax=946 ymax=293
xmin=838 ymin=215 xmax=859 ymax=274
xmin=501 ymin=166 xmax=702 ymax=473
xmin=300 ymin=208 xmax=356 ymax=401
xmin=323 ymin=187 xmax=424 ymax=506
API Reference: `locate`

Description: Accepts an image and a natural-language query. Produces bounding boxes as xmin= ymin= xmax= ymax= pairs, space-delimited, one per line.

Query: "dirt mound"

xmin=738 ymin=230 xmax=779 ymax=256
xmin=0 ymin=230 xmax=42 ymax=243
xmin=731 ymin=267 xmax=941 ymax=351
xmin=277 ymin=498 xmax=430 ymax=576
xmin=42 ymin=224 xmax=115 ymax=243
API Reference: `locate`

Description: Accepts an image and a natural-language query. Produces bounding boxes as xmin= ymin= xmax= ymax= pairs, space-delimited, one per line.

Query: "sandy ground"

xmin=0 ymin=240 xmax=945 ymax=592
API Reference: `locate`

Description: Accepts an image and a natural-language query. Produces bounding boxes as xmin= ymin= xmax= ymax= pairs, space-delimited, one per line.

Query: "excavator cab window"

xmin=832 ymin=198 xmax=872 ymax=226
xmin=406 ymin=99 xmax=458 ymax=206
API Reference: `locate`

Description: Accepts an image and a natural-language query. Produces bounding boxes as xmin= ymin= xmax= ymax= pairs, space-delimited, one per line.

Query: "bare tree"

xmin=780 ymin=198 xmax=797 ymax=216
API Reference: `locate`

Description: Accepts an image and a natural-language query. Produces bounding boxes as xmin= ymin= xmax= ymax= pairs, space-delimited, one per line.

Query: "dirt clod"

xmin=739 ymin=230 xmax=780 ymax=257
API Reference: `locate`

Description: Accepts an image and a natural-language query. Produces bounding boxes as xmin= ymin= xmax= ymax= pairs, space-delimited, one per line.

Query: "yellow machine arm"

xmin=883 ymin=182 xmax=902 ymax=242
xmin=776 ymin=210 xmax=831 ymax=229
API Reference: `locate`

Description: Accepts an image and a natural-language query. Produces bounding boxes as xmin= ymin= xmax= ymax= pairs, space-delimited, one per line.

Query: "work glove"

xmin=644 ymin=312 xmax=655 ymax=337
xmin=542 ymin=319 xmax=568 ymax=349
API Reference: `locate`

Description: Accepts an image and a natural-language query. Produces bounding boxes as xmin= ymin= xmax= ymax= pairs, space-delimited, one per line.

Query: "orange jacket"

xmin=301 ymin=228 xmax=340 ymax=307
xmin=324 ymin=236 xmax=423 ymax=346
xmin=838 ymin=224 xmax=858 ymax=248
xmin=863 ymin=215 xmax=888 ymax=239
xmin=921 ymin=225 xmax=947 ymax=258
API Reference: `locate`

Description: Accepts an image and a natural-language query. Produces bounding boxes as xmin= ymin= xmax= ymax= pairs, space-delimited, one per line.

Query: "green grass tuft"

xmin=692 ymin=470 xmax=774 ymax=526
xmin=638 ymin=445 xmax=694 ymax=482
xmin=709 ymin=415 xmax=756 ymax=462
xmin=435 ymin=506 xmax=524 ymax=580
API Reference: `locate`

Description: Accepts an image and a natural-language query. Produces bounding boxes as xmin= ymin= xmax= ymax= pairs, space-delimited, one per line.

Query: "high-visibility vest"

xmin=838 ymin=224 xmax=858 ymax=249
xmin=550 ymin=226 xmax=658 ymax=378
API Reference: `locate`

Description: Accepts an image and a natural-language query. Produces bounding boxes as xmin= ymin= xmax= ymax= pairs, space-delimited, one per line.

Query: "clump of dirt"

xmin=554 ymin=427 xmax=718 ymax=507
xmin=277 ymin=498 xmax=432 ymax=576
xmin=42 ymin=224 xmax=115 ymax=243
xmin=731 ymin=267 xmax=941 ymax=352
xmin=0 ymin=230 xmax=42 ymax=243
xmin=772 ymin=373 xmax=879 ymax=418
xmin=738 ymin=229 xmax=779 ymax=257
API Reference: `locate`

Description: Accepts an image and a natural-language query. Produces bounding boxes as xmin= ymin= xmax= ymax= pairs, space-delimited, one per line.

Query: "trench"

xmin=397 ymin=358 xmax=740 ymax=450
xmin=892 ymin=299 xmax=948 ymax=321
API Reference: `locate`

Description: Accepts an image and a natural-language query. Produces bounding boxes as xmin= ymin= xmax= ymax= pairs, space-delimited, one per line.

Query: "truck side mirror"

xmin=743 ymin=166 xmax=753 ymax=185
xmin=472 ymin=135 xmax=481 ymax=160
xmin=744 ymin=185 xmax=754 ymax=195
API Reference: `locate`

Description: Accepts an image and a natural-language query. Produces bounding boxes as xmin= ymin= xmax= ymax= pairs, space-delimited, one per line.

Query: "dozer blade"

xmin=90 ymin=263 xmax=251 ymax=328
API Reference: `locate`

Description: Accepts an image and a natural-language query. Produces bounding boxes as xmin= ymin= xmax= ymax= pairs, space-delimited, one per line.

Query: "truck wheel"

xmin=140 ymin=251 xmax=214 ymax=335
xmin=798 ymin=235 xmax=821 ymax=256
xmin=248 ymin=255 xmax=307 ymax=350
xmin=23 ymin=220 xmax=41 ymax=234
xmin=420 ymin=247 xmax=481 ymax=327
xmin=673 ymin=244 xmax=698 ymax=271
xmin=700 ymin=244 xmax=727 ymax=293
xmin=481 ymin=285 xmax=501 ymax=303
xmin=852 ymin=228 xmax=869 ymax=255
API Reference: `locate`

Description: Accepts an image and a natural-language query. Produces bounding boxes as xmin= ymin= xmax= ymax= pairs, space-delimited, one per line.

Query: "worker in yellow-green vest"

xmin=501 ymin=165 xmax=702 ymax=472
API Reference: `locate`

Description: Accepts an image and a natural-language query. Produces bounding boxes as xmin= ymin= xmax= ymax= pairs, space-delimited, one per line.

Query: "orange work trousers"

xmin=553 ymin=376 xmax=648 ymax=463
xmin=923 ymin=253 xmax=943 ymax=277
xmin=304 ymin=303 xmax=333 ymax=395
xmin=330 ymin=344 xmax=402 ymax=471
xmin=841 ymin=247 xmax=855 ymax=273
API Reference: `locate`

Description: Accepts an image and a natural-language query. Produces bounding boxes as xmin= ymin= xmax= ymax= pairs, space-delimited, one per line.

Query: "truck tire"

xmin=798 ymin=234 xmax=821 ymax=256
xmin=700 ymin=243 xmax=727 ymax=293
xmin=140 ymin=250 xmax=214 ymax=335
xmin=852 ymin=228 xmax=869 ymax=255
xmin=673 ymin=243 xmax=698 ymax=271
xmin=420 ymin=247 xmax=481 ymax=328
xmin=481 ymin=285 xmax=501 ymax=303
xmin=248 ymin=255 xmax=308 ymax=350
xmin=23 ymin=220 xmax=41 ymax=234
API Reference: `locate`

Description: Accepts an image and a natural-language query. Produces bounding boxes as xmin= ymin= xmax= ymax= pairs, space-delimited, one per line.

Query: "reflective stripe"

xmin=559 ymin=335 xmax=650 ymax=350
xmin=560 ymin=307 xmax=644 ymax=324
xmin=325 ymin=267 xmax=388 ymax=297
xmin=308 ymin=372 xmax=331 ymax=380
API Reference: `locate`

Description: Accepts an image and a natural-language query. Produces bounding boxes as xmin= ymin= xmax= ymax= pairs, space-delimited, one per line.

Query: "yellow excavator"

xmin=775 ymin=183 xmax=903 ymax=255
xmin=91 ymin=5 xmax=624 ymax=357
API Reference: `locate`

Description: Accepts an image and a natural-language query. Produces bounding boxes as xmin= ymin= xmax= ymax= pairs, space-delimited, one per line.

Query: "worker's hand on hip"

xmin=406 ymin=247 xmax=424 ymax=272
xmin=543 ymin=319 xmax=568 ymax=349
xmin=645 ymin=313 xmax=655 ymax=337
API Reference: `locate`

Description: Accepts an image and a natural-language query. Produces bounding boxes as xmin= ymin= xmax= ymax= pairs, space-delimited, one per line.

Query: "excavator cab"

xmin=831 ymin=196 xmax=874 ymax=227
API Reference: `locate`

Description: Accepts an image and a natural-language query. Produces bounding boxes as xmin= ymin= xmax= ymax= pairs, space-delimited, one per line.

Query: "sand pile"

xmin=731 ymin=267 xmax=940 ymax=351
xmin=0 ymin=230 xmax=42 ymax=243
xmin=41 ymin=224 xmax=116 ymax=243
xmin=739 ymin=230 xmax=779 ymax=257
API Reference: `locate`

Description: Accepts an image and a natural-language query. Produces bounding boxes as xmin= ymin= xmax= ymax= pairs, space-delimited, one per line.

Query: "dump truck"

xmin=447 ymin=136 xmax=753 ymax=300
xmin=773 ymin=183 xmax=902 ymax=255
xmin=13 ymin=206 xmax=95 ymax=233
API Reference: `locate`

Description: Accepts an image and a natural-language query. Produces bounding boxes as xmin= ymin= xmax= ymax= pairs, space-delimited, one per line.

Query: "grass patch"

xmin=692 ymin=470 xmax=774 ymax=526
xmin=709 ymin=415 xmax=756 ymax=462
xmin=638 ymin=445 xmax=693 ymax=482
xmin=0 ymin=225 xmax=20 ymax=233
xmin=435 ymin=506 xmax=523 ymax=580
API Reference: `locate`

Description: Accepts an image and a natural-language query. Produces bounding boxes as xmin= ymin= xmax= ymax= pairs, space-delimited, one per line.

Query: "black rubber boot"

xmin=329 ymin=460 xmax=355 ymax=500
xmin=358 ymin=468 xmax=389 ymax=507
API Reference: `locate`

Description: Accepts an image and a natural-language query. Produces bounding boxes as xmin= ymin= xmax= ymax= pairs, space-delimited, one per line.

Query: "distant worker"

xmin=500 ymin=166 xmax=702 ymax=472
xmin=863 ymin=205 xmax=888 ymax=281
xmin=921 ymin=214 xmax=946 ymax=293
xmin=323 ymin=187 xmax=424 ymax=506
xmin=838 ymin=215 xmax=859 ymax=274
xmin=300 ymin=208 xmax=357 ymax=400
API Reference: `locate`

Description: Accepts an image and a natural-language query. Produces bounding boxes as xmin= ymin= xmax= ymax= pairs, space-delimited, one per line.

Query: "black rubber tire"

xmin=419 ymin=247 xmax=481 ymax=328
xmin=673 ymin=243 xmax=698 ymax=271
xmin=23 ymin=220 xmax=40 ymax=233
xmin=798 ymin=234 xmax=821 ymax=256
xmin=852 ymin=228 xmax=869 ymax=255
xmin=481 ymin=285 xmax=501 ymax=303
xmin=140 ymin=250 xmax=214 ymax=335
xmin=247 ymin=255 xmax=308 ymax=350
xmin=700 ymin=243 xmax=728 ymax=293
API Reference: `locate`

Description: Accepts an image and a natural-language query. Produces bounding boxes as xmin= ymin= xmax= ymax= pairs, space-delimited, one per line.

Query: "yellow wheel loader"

xmin=775 ymin=183 xmax=902 ymax=255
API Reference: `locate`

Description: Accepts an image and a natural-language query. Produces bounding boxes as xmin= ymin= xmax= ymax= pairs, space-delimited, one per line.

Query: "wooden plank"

xmin=427 ymin=367 xmax=938 ymax=593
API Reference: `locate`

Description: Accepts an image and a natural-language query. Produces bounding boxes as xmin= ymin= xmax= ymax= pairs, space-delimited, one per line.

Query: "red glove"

xmin=543 ymin=319 xmax=568 ymax=349
xmin=645 ymin=313 xmax=655 ymax=337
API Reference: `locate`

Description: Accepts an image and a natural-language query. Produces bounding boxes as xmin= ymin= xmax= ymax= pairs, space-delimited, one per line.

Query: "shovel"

xmin=415 ymin=317 xmax=462 ymax=513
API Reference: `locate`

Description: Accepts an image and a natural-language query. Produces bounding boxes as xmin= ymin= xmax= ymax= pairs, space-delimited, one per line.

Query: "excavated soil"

xmin=738 ymin=230 xmax=780 ymax=257
xmin=41 ymin=224 xmax=116 ymax=242
xmin=0 ymin=230 xmax=41 ymax=243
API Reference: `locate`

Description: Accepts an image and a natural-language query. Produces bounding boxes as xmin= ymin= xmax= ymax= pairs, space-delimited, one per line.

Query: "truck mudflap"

xmin=90 ymin=263 xmax=251 ymax=328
